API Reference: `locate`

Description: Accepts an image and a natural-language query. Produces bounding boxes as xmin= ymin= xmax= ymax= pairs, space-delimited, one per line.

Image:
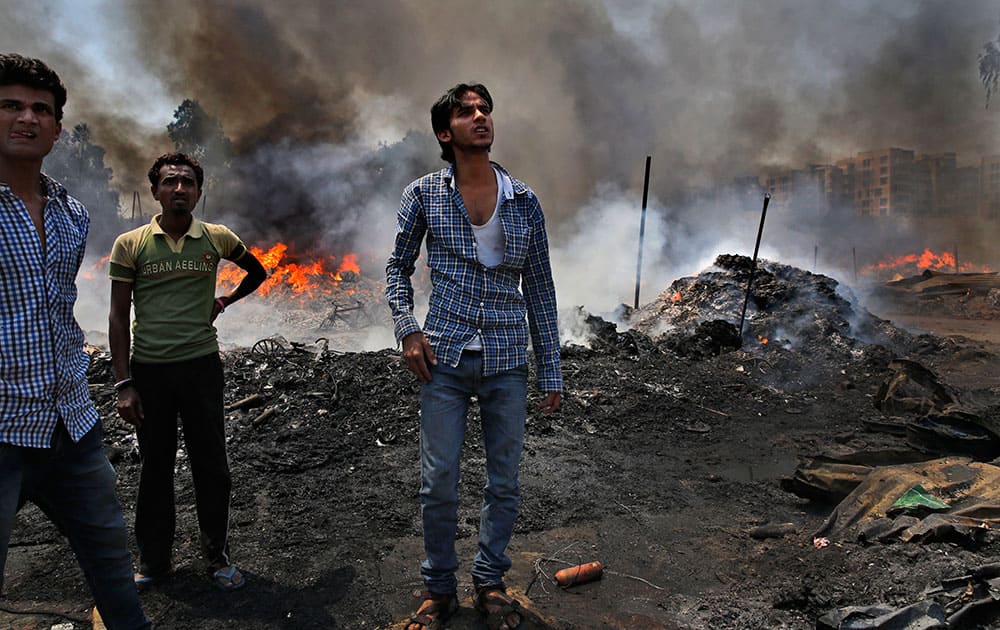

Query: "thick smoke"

xmin=2 ymin=0 xmax=998 ymax=342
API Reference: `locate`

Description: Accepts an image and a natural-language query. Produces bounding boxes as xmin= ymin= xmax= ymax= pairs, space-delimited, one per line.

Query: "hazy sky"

xmin=6 ymin=1 xmax=995 ymax=194
xmin=3 ymin=0 xmax=998 ymax=336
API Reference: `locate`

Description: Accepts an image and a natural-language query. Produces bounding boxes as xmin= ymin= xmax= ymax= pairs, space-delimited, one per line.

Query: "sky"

xmin=3 ymin=0 xmax=998 ymax=342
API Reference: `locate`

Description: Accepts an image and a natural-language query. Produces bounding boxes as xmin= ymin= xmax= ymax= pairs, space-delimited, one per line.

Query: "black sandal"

xmin=407 ymin=591 xmax=458 ymax=630
xmin=474 ymin=585 xmax=523 ymax=630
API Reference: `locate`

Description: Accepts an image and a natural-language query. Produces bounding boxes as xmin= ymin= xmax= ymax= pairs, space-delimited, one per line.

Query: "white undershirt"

xmin=463 ymin=167 xmax=504 ymax=351
xmin=470 ymin=168 xmax=505 ymax=268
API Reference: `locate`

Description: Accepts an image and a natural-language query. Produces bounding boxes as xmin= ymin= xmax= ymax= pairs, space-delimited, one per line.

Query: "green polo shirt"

xmin=109 ymin=215 xmax=248 ymax=363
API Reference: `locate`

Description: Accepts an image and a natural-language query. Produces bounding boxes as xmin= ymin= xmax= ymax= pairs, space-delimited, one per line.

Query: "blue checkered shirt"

xmin=386 ymin=163 xmax=562 ymax=392
xmin=0 ymin=174 xmax=99 ymax=447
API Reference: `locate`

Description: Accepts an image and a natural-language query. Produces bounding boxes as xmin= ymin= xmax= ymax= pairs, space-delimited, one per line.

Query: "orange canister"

xmin=555 ymin=561 xmax=604 ymax=587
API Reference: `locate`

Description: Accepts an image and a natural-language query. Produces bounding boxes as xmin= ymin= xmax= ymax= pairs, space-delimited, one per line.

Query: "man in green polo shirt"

xmin=108 ymin=152 xmax=267 ymax=591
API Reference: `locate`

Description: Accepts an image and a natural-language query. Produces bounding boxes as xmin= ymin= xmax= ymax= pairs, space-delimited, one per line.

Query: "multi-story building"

xmin=836 ymin=148 xmax=916 ymax=216
xmin=762 ymin=164 xmax=849 ymax=215
xmin=753 ymin=148 xmax=996 ymax=220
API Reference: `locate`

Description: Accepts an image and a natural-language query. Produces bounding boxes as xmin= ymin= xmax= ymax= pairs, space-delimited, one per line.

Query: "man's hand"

xmin=539 ymin=391 xmax=561 ymax=414
xmin=210 ymin=296 xmax=228 ymax=323
xmin=402 ymin=332 xmax=436 ymax=383
xmin=116 ymin=386 xmax=144 ymax=429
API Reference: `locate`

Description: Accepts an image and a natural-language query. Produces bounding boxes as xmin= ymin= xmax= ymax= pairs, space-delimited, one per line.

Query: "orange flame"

xmin=334 ymin=253 xmax=360 ymax=280
xmin=80 ymin=255 xmax=111 ymax=280
xmin=757 ymin=335 xmax=769 ymax=345
xmin=670 ymin=290 xmax=682 ymax=303
xmin=864 ymin=248 xmax=993 ymax=276
xmin=217 ymin=243 xmax=363 ymax=299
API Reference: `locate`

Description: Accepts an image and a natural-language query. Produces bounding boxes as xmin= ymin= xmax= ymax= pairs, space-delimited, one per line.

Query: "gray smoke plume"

xmin=2 ymin=0 xmax=997 ymax=341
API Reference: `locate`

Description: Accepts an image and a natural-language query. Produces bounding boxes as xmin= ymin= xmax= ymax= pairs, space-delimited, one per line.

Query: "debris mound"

xmin=629 ymin=254 xmax=910 ymax=357
xmin=659 ymin=319 xmax=741 ymax=359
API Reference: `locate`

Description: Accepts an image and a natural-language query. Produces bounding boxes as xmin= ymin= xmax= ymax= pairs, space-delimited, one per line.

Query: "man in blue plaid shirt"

xmin=386 ymin=83 xmax=561 ymax=630
xmin=0 ymin=54 xmax=150 ymax=628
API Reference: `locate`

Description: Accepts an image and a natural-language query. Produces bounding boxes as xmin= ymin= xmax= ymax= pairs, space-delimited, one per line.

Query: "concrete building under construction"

xmin=762 ymin=147 xmax=997 ymax=219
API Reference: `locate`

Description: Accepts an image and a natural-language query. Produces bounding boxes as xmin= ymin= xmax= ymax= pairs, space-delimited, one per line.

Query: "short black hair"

xmin=430 ymin=83 xmax=493 ymax=163
xmin=0 ymin=54 xmax=67 ymax=122
xmin=148 ymin=152 xmax=205 ymax=189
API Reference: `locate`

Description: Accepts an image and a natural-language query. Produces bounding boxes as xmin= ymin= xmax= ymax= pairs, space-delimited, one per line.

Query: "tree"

xmin=982 ymin=31 xmax=1000 ymax=107
xmin=44 ymin=124 xmax=123 ymax=251
xmin=167 ymin=100 xmax=234 ymax=217
xmin=167 ymin=101 xmax=232 ymax=174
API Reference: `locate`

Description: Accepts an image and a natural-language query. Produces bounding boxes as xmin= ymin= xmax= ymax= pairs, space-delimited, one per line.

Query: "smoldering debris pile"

xmin=626 ymin=254 xmax=912 ymax=360
xmin=82 ymin=254 xmax=921 ymax=485
xmin=85 ymin=253 xmax=928 ymax=462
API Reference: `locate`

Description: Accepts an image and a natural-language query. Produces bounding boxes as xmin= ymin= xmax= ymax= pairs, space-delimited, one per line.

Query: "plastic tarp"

xmin=781 ymin=449 xmax=935 ymax=504
xmin=816 ymin=601 xmax=946 ymax=630
xmin=814 ymin=457 xmax=1000 ymax=543
xmin=819 ymin=563 xmax=1000 ymax=628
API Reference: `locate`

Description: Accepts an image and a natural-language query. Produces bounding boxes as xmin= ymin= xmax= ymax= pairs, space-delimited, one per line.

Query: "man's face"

xmin=437 ymin=91 xmax=493 ymax=156
xmin=152 ymin=164 xmax=201 ymax=215
xmin=0 ymin=84 xmax=62 ymax=164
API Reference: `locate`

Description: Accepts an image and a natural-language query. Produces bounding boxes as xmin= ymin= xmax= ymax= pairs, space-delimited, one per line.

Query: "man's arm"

xmin=521 ymin=196 xmax=562 ymax=411
xmin=109 ymin=279 xmax=142 ymax=427
xmin=212 ymin=251 xmax=267 ymax=321
xmin=386 ymin=184 xmax=436 ymax=382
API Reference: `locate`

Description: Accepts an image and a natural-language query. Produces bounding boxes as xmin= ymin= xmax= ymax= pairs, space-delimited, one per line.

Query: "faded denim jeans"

xmin=0 ymin=423 xmax=151 ymax=629
xmin=419 ymin=351 xmax=528 ymax=594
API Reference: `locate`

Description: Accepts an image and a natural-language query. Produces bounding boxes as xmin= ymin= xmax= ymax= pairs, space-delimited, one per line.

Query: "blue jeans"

xmin=0 ymin=423 xmax=151 ymax=630
xmin=419 ymin=351 xmax=528 ymax=594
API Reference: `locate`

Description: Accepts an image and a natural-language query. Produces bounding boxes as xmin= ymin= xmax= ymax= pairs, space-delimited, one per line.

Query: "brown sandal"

xmin=474 ymin=585 xmax=522 ymax=630
xmin=407 ymin=591 xmax=458 ymax=630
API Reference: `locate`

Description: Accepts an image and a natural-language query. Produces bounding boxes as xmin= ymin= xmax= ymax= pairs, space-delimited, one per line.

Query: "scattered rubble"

xmin=2 ymin=254 xmax=999 ymax=629
xmin=868 ymin=269 xmax=1000 ymax=321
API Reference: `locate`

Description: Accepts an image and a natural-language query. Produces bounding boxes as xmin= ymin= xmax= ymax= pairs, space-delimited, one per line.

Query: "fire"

xmin=757 ymin=335 xmax=769 ymax=345
xmin=217 ymin=243 xmax=362 ymax=299
xmin=670 ymin=290 xmax=682 ymax=303
xmin=864 ymin=248 xmax=993 ymax=276
xmin=80 ymin=255 xmax=111 ymax=280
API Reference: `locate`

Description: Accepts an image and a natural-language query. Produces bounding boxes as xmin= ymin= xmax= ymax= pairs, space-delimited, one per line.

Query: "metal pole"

xmin=738 ymin=193 xmax=770 ymax=339
xmin=633 ymin=155 xmax=652 ymax=309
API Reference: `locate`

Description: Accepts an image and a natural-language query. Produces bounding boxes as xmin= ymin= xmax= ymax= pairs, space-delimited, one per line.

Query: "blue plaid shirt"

xmin=0 ymin=174 xmax=99 ymax=447
xmin=386 ymin=163 xmax=562 ymax=392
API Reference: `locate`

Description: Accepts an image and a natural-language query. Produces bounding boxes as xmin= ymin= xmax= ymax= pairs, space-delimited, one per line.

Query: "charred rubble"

xmin=9 ymin=253 xmax=997 ymax=628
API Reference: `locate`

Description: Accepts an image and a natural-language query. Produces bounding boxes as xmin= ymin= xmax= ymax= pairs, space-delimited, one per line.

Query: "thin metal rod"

xmin=738 ymin=193 xmax=770 ymax=338
xmin=131 ymin=191 xmax=142 ymax=220
xmin=634 ymin=155 xmax=652 ymax=310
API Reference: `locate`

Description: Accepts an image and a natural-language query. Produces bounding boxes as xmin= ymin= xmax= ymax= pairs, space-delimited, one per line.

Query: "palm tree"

xmin=982 ymin=31 xmax=1000 ymax=107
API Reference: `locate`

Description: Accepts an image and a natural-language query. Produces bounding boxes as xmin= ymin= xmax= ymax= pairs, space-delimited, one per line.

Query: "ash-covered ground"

xmin=3 ymin=255 xmax=999 ymax=629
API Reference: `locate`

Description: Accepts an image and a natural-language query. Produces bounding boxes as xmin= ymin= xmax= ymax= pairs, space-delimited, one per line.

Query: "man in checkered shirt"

xmin=0 ymin=53 xmax=150 ymax=628
xmin=386 ymin=83 xmax=562 ymax=630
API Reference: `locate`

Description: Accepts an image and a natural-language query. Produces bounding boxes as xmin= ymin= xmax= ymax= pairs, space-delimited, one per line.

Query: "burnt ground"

xmin=2 ymin=255 xmax=1000 ymax=629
